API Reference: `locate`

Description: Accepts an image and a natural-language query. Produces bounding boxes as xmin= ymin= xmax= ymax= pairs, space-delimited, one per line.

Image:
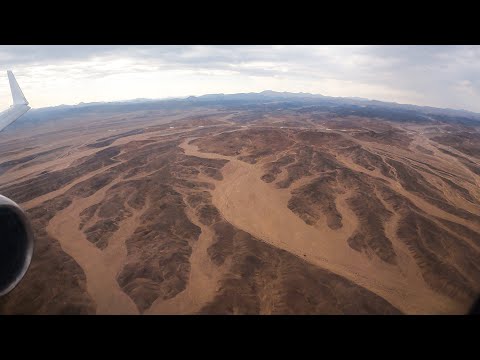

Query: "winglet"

xmin=7 ymin=70 xmax=28 ymax=105
xmin=0 ymin=71 xmax=31 ymax=132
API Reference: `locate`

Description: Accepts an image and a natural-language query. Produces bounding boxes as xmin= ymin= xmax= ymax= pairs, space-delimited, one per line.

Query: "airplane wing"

xmin=0 ymin=70 xmax=30 ymax=132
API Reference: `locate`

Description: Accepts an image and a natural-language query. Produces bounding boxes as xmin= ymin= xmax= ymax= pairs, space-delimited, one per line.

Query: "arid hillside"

xmin=1 ymin=105 xmax=479 ymax=314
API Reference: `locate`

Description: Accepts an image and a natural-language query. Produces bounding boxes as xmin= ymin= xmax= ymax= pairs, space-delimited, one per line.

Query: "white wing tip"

xmin=7 ymin=70 xmax=28 ymax=106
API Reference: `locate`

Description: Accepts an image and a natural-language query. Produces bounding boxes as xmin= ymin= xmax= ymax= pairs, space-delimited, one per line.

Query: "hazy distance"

xmin=0 ymin=45 xmax=479 ymax=112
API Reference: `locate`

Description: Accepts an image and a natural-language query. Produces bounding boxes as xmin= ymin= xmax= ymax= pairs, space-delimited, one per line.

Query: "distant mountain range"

xmin=9 ymin=90 xmax=480 ymax=131
xmin=185 ymin=90 xmax=480 ymax=120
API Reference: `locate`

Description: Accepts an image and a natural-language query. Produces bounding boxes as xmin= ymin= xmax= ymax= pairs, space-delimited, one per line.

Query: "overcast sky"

xmin=0 ymin=45 xmax=479 ymax=112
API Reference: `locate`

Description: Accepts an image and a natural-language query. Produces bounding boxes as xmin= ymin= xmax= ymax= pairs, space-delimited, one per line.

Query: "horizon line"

xmin=26 ymin=90 xmax=478 ymax=116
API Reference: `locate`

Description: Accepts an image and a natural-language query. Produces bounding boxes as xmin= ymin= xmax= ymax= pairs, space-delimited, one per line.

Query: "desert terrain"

xmin=1 ymin=96 xmax=479 ymax=314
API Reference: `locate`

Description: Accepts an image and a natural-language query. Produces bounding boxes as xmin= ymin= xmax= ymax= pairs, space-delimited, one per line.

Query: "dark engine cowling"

xmin=0 ymin=195 xmax=34 ymax=296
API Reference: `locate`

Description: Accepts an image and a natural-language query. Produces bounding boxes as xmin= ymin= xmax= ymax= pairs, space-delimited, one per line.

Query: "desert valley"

xmin=1 ymin=92 xmax=479 ymax=314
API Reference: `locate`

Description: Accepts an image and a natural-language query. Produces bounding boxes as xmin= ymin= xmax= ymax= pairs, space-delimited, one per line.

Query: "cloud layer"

xmin=0 ymin=45 xmax=478 ymax=112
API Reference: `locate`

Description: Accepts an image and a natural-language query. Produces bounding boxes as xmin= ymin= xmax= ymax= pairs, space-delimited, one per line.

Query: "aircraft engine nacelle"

xmin=0 ymin=195 xmax=34 ymax=296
